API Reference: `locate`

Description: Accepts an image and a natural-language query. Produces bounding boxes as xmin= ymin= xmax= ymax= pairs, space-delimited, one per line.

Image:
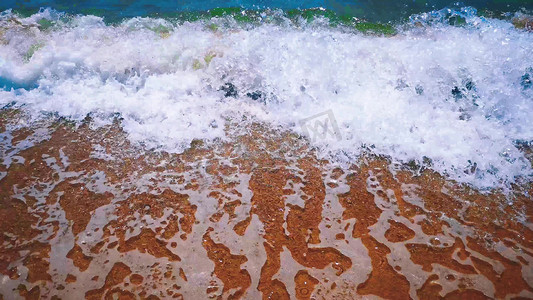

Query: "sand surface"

xmin=1 ymin=110 xmax=532 ymax=299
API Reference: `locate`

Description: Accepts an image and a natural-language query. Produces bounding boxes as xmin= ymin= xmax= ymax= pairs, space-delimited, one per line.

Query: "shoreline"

xmin=1 ymin=112 xmax=532 ymax=299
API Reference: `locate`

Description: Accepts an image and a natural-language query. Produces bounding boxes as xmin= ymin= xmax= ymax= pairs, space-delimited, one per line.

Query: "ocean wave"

xmin=0 ymin=7 xmax=532 ymax=189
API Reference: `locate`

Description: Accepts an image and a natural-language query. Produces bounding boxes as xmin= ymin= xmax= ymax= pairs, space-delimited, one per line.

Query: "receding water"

xmin=1 ymin=1 xmax=533 ymax=300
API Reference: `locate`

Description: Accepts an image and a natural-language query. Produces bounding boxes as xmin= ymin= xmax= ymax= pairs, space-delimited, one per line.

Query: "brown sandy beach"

xmin=1 ymin=109 xmax=532 ymax=299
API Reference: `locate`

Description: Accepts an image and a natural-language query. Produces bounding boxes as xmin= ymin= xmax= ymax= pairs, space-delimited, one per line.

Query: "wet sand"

xmin=1 ymin=110 xmax=532 ymax=299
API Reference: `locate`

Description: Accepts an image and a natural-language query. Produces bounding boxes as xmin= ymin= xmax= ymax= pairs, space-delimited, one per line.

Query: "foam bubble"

xmin=0 ymin=8 xmax=532 ymax=188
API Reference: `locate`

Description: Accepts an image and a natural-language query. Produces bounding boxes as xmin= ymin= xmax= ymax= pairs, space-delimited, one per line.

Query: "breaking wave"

xmin=1 ymin=7 xmax=532 ymax=189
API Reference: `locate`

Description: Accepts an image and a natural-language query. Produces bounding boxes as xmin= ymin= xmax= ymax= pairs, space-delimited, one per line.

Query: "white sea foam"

xmin=0 ymin=8 xmax=532 ymax=188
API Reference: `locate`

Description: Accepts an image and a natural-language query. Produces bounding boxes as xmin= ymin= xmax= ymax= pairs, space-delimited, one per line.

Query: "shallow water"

xmin=0 ymin=116 xmax=532 ymax=299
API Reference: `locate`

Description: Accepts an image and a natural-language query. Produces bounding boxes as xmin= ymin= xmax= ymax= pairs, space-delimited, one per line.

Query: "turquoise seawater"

xmin=2 ymin=0 xmax=533 ymax=21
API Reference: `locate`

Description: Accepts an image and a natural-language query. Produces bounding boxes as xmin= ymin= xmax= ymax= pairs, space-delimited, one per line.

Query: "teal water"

xmin=2 ymin=0 xmax=533 ymax=22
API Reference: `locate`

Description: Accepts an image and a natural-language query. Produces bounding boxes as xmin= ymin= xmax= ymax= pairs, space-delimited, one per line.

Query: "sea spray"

xmin=0 ymin=7 xmax=532 ymax=189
